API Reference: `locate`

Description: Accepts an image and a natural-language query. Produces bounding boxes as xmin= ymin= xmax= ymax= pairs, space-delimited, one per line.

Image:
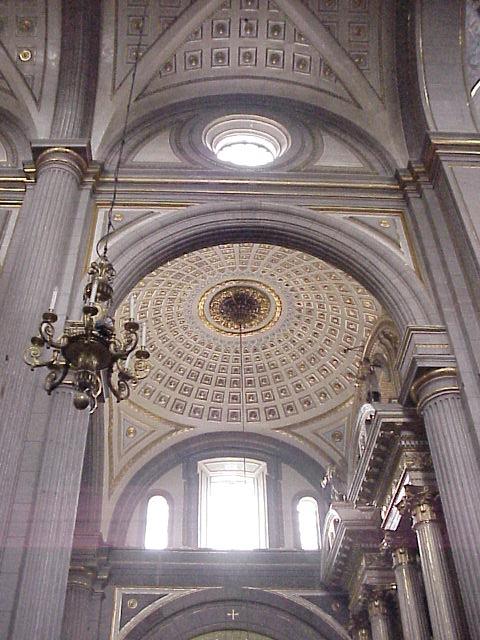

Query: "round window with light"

xmin=203 ymin=115 xmax=290 ymax=168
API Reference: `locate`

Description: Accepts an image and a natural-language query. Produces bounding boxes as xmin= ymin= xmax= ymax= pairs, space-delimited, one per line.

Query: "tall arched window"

xmin=144 ymin=495 xmax=170 ymax=550
xmin=296 ymin=496 xmax=320 ymax=550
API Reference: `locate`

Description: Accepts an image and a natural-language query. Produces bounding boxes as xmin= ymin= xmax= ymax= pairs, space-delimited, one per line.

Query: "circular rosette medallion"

xmin=199 ymin=280 xmax=282 ymax=335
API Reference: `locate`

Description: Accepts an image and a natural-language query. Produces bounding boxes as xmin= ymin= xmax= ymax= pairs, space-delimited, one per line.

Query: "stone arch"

xmin=106 ymin=201 xmax=438 ymax=332
xmin=108 ymin=431 xmax=329 ymax=547
xmin=120 ymin=586 xmax=350 ymax=640
xmin=0 ymin=108 xmax=32 ymax=167
xmin=397 ymin=0 xmax=479 ymax=156
xmin=99 ymin=95 xmax=396 ymax=174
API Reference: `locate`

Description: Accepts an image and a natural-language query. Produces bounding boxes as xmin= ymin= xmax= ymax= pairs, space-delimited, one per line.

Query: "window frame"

xmin=197 ymin=457 xmax=269 ymax=550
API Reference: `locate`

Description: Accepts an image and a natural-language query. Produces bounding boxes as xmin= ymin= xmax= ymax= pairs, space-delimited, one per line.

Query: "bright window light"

xmin=216 ymin=134 xmax=276 ymax=167
xmin=198 ymin=458 xmax=268 ymax=549
xmin=145 ymin=495 xmax=169 ymax=549
xmin=203 ymin=115 xmax=290 ymax=168
xmin=297 ymin=496 xmax=320 ymax=550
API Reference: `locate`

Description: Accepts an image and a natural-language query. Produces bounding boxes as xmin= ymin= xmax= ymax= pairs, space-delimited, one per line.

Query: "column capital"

xmin=395 ymin=327 xmax=455 ymax=404
xmin=396 ymin=485 xmax=439 ymax=519
xmin=367 ymin=591 xmax=389 ymax=618
xmin=67 ymin=566 xmax=95 ymax=591
xmin=411 ymin=500 xmax=440 ymax=529
xmin=349 ymin=613 xmax=371 ymax=640
xmin=410 ymin=367 xmax=459 ymax=412
xmin=34 ymin=146 xmax=88 ymax=182
xmin=380 ymin=527 xmax=417 ymax=553
xmin=391 ymin=546 xmax=419 ymax=568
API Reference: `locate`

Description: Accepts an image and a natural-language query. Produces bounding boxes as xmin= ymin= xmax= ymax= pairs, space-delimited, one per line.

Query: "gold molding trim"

xmin=410 ymin=367 xmax=458 ymax=409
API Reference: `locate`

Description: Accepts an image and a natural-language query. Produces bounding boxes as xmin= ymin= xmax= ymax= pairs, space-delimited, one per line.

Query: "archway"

xmin=118 ymin=587 xmax=350 ymax=640
xmin=107 ymin=201 xmax=437 ymax=332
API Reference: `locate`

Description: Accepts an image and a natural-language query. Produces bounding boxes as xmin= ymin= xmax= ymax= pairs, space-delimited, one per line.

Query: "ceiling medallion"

xmin=199 ymin=280 xmax=282 ymax=335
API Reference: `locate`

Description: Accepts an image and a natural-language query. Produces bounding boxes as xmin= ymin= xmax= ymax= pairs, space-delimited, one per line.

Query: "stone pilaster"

xmin=411 ymin=368 xmax=479 ymax=635
xmin=51 ymin=0 xmax=99 ymax=138
xmin=408 ymin=493 xmax=464 ymax=640
xmin=391 ymin=547 xmax=430 ymax=640
xmin=61 ymin=567 xmax=95 ymax=640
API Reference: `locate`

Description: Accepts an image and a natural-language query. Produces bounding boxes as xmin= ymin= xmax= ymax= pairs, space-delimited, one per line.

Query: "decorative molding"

xmin=410 ymin=367 xmax=459 ymax=411
xmin=395 ymin=325 xmax=455 ymax=404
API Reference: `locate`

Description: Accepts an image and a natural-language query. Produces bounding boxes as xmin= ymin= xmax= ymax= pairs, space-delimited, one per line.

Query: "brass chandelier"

xmin=24 ymin=256 xmax=150 ymax=413
xmin=24 ymin=3 xmax=151 ymax=413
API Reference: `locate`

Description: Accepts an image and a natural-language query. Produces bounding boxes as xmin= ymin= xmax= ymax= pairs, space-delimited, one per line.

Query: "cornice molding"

xmin=395 ymin=326 xmax=456 ymax=404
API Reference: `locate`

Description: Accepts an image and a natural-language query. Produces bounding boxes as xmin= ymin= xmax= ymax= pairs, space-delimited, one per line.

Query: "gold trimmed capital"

xmin=410 ymin=367 xmax=459 ymax=411
xmin=392 ymin=547 xmax=418 ymax=568
xmin=412 ymin=499 xmax=439 ymax=528
xmin=349 ymin=614 xmax=371 ymax=640
xmin=35 ymin=146 xmax=88 ymax=181
xmin=67 ymin=566 xmax=95 ymax=591
xmin=367 ymin=593 xmax=388 ymax=618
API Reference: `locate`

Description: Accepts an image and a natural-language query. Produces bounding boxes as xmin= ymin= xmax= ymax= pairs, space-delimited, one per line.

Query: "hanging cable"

xmin=97 ymin=1 xmax=149 ymax=257
xmin=239 ymin=319 xmax=247 ymax=479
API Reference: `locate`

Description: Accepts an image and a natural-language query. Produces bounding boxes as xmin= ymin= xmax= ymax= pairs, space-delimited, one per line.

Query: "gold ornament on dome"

xmin=199 ymin=280 xmax=281 ymax=335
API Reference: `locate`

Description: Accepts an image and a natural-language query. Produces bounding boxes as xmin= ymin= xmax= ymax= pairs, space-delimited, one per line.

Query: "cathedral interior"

xmin=0 ymin=1 xmax=480 ymax=639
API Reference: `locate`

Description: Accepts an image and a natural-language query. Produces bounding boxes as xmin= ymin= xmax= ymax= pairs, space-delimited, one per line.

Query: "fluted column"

xmin=391 ymin=547 xmax=430 ymax=640
xmin=349 ymin=614 xmax=371 ymax=640
xmin=367 ymin=593 xmax=392 ymax=640
xmin=0 ymin=147 xmax=92 ymax=639
xmin=61 ymin=568 xmax=94 ymax=640
xmin=0 ymin=148 xmax=88 ymax=547
xmin=410 ymin=495 xmax=464 ymax=640
xmin=411 ymin=368 xmax=480 ymax=635
xmin=11 ymin=389 xmax=90 ymax=639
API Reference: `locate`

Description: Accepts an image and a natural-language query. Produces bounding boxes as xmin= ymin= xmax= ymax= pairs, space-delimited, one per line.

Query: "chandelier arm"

xmin=107 ymin=369 xmax=131 ymax=403
xmin=115 ymin=357 xmax=135 ymax=379
xmin=44 ymin=362 xmax=69 ymax=393
xmin=88 ymin=394 xmax=98 ymax=415
xmin=24 ymin=339 xmax=55 ymax=368
xmin=37 ymin=320 xmax=69 ymax=351
xmin=110 ymin=333 xmax=139 ymax=361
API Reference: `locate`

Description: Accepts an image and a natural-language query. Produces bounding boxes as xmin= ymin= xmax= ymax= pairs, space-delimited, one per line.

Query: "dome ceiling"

xmin=117 ymin=243 xmax=382 ymax=430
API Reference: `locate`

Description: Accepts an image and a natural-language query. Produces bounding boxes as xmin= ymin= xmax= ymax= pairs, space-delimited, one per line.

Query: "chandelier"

xmin=24 ymin=256 xmax=150 ymax=412
xmin=23 ymin=3 xmax=151 ymax=413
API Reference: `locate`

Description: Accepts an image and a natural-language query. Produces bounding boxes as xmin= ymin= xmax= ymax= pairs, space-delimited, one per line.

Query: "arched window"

xmin=198 ymin=457 xmax=268 ymax=549
xmin=144 ymin=495 xmax=170 ymax=550
xmin=296 ymin=496 xmax=321 ymax=550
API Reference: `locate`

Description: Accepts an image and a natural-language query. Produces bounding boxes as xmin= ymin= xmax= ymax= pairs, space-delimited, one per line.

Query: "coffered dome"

xmin=117 ymin=243 xmax=382 ymax=430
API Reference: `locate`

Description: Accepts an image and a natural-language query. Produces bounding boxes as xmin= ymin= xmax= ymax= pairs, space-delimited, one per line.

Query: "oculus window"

xmin=198 ymin=457 xmax=268 ymax=549
xmin=144 ymin=495 xmax=169 ymax=550
xmin=297 ymin=496 xmax=321 ymax=550
xmin=203 ymin=115 xmax=290 ymax=167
